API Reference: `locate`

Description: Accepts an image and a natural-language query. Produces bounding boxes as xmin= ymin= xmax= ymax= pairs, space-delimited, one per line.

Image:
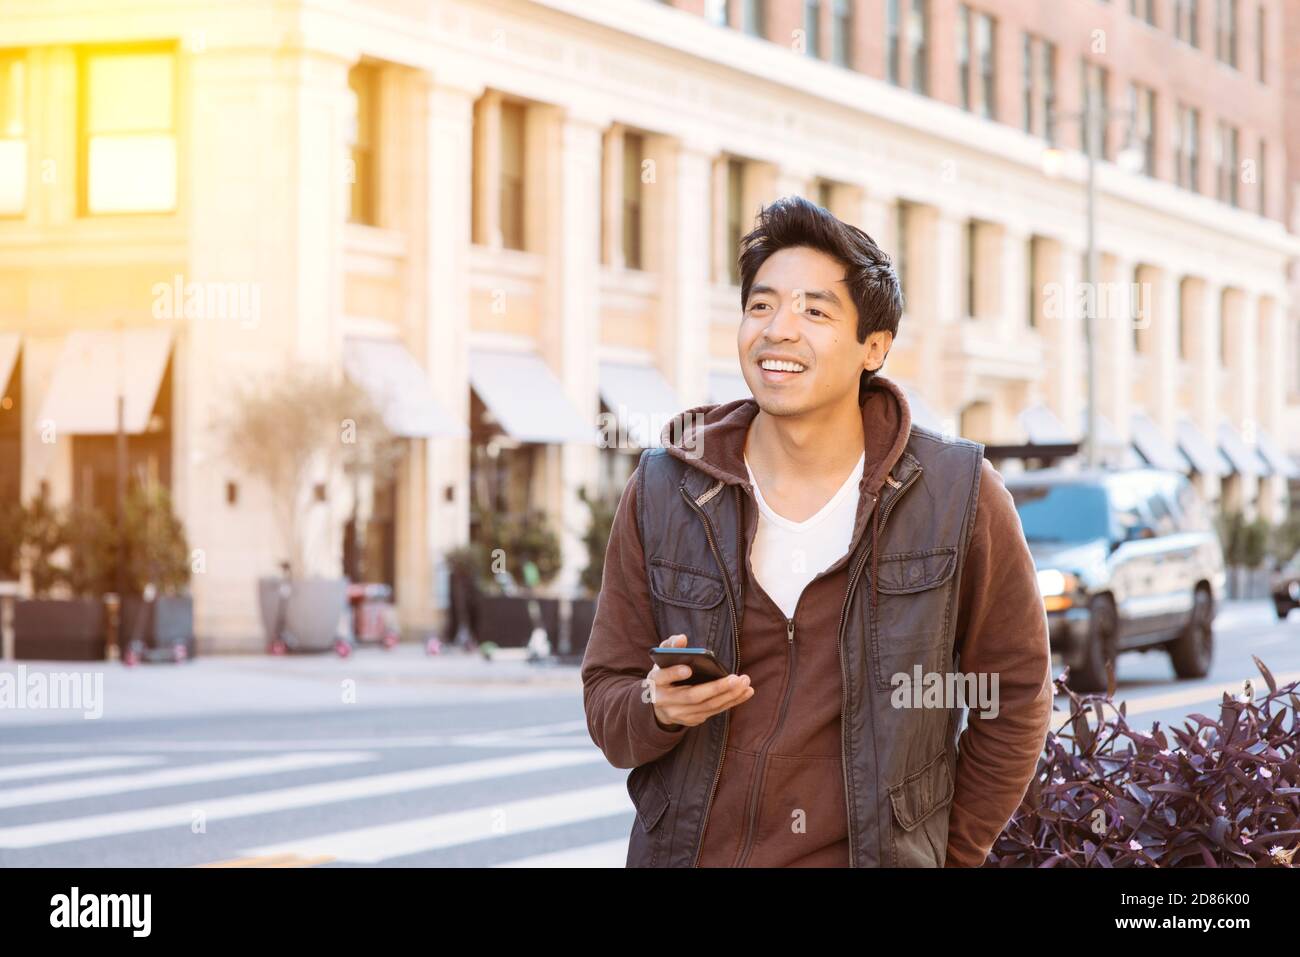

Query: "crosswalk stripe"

xmin=494 ymin=837 xmax=629 ymax=868
xmin=0 ymin=756 xmax=164 ymax=783
xmin=196 ymin=853 xmax=336 ymax=868
xmin=0 ymin=752 xmax=376 ymax=810
xmin=0 ymin=749 xmax=605 ymax=849
xmin=240 ymin=783 xmax=632 ymax=864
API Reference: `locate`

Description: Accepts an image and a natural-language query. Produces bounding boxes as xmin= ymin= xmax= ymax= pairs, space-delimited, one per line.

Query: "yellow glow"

xmin=87 ymin=135 xmax=176 ymax=213
xmin=1 ymin=57 xmax=23 ymax=137
xmin=0 ymin=140 xmax=25 ymax=214
xmin=1044 ymin=595 xmax=1073 ymax=612
xmin=87 ymin=53 xmax=173 ymax=132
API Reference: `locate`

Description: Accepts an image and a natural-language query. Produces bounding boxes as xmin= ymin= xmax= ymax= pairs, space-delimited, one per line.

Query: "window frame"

xmin=76 ymin=42 xmax=180 ymax=218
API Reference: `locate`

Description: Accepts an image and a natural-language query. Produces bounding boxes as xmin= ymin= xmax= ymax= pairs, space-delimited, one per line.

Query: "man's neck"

xmin=744 ymin=394 xmax=866 ymax=488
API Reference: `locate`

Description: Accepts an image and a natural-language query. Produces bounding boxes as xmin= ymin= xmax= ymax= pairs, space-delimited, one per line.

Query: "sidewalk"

xmin=0 ymin=642 xmax=584 ymax=727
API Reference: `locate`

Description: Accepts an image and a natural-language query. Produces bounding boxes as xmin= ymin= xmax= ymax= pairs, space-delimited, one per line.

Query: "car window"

xmin=1172 ymin=478 xmax=1211 ymax=533
xmin=1145 ymin=489 xmax=1178 ymax=537
xmin=1008 ymin=483 xmax=1110 ymax=544
xmin=1106 ymin=480 xmax=1147 ymax=543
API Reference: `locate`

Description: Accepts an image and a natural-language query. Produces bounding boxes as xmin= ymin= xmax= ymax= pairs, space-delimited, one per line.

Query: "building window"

xmin=975 ymin=11 xmax=996 ymax=120
xmin=1128 ymin=82 xmax=1155 ymax=176
xmin=1257 ymin=138 xmax=1267 ymax=216
xmin=1216 ymin=0 xmax=1237 ymax=67
xmin=908 ymin=0 xmax=928 ymax=94
xmin=895 ymin=200 xmax=910 ymax=304
xmin=1215 ymin=120 xmax=1238 ymax=206
xmin=886 ymin=0 xmax=901 ymax=85
xmin=742 ymin=0 xmax=765 ymax=37
xmin=1176 ymin=279 xmax=1187 ymax=360
xmin=816 ymin=178 xmax=834 ymax=212
xmin=1256 ymin=4 xmax=1266 ymax=82
xmin=1081 ymin=60 xmax=1110 ymax=160
xmin=1174 ymin=0 xmax=1199 ymax=46
xmin=0 ymin=53 xmax=25 ymax=217
xmin=80 ymin=48 xmax=177 ymax=215
xmin=1041 ymin=41 xmax=1056 ymax=141
xmin=726 ymin=158 xmax=744 ymax=286
xmin=704 ymin=0 xmax=729 ymax=26
xmin=1026 ymin=236 xmax=1039 ymax=329
xmin=1130 ymin=0 xmax=1156 ymax=25
xmin=804 ymin=0 xmax=821 ymax=58
xmin=1132 ymin=265 xmax=1143 ymax=351
xmin=623 ymin=131 xmax=644 ymax=270
xmin=1175 ymin=103 xmax=1200 ymax=191
xmin=957 ymin=4 xmax=970 ymax=110
xmin=1219 ymin=290 xmax=1229 ymax=367
xmin=346 ymin=62 xmax=379 ymax=226
xmin=499 ymin=100 xmax=526 ymax=251
xmin=831 ymin=0 xmax=852 ymax=66
xmin=1021 ymin=34 xmax=1032 ymax=134
xmin=964 ymin=219 xmax=978 ymax=319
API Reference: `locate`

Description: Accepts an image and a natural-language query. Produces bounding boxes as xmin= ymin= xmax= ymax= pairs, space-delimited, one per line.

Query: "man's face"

xmin=737 ymin=245 xmax=891 ymax=418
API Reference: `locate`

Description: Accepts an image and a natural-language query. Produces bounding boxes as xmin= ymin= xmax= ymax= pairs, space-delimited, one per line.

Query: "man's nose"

xmin=762 ymin=302 xmax=801 ymax=341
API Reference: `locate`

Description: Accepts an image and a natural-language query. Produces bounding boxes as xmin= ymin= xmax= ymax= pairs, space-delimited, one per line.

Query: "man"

xmin=581 ymin=195 xmax=1052 ymax=867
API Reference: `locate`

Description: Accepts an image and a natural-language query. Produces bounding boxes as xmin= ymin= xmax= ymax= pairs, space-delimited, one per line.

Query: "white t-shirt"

xmin=743 ymin=451 xmax=865 ymax=620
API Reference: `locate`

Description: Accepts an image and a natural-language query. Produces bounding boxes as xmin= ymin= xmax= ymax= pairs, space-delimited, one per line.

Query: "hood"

xmin=658 ymin=373 xmax=915 ymax=615
xmin=1026 ymin=538 xmax=1110 ymax=589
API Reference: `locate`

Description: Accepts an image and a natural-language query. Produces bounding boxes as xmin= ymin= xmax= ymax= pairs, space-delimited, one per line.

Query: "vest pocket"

xmin=626 ymin=761 xmax=671 ymax=866
xmin=648 ymin=557 xmax=725 ymax=654
xmin=868 ymin=546 xmax=958 ymax=691
xmin=888 ymin=748 xmax=955 ymax=867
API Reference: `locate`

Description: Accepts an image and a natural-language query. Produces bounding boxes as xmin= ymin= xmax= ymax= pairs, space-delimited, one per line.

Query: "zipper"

xmin=836 ymin=464 xmax=922 ymax=866
xmin=679 ymin=483 xmax=742 ymax=868
xmin=733 ymin=614 xmax=798 ymax=867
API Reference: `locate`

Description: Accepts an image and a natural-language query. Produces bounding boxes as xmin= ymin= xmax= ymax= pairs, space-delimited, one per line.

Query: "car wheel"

xmin=1068 ymin=596 xmax=1117 ymax=694
xmin=1169 ymin=587 xmax=1214 ymax=680
xmin=1276 ymin=604 xmax=1292 ymax=621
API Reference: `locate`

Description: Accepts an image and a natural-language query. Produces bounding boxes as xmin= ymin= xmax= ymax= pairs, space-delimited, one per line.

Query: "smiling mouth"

xmin=758 ymin=359 xmax=807 ymax=373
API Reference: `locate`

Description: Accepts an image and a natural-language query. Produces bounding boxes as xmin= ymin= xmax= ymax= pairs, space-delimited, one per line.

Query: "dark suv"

xmin=1004 ymin=468 xmax=1226 ymax=692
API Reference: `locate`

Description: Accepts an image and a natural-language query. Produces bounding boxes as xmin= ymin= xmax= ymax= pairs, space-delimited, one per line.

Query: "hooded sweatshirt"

xmin=581 ymin=374 xmax=1054 ymax=867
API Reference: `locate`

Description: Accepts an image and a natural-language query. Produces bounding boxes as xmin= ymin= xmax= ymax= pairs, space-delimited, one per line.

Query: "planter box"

xmin=13 ymin=598 xmax=105 ymax=661
xmin=477 ymin=594 xmax=560 ymax=648
xmin=122 ymin=595 xmax=195 ymax=658
xmin=562 ymin=597 xmax=596 ymax=661
xmin=257 ymin=577 xmax=349 ymax=652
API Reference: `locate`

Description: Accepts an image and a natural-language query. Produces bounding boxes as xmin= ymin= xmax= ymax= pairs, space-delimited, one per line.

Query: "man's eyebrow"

xmin=747 ymin=283 xmax=844 ymax=309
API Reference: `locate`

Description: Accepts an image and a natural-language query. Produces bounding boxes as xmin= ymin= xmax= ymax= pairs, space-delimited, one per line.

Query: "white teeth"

xmin=760 ymin=359 xmax=805 ymax=373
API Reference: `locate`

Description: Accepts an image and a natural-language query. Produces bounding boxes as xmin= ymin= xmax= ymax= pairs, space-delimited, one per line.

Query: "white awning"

xmin=598 ymin=362 xmax=681 ymax=448
xmin=469 ymin=349 xmax=598 ymax=445
xmin=0 ymin=333 xmax=19 ymax=392
xmin=38 ymin=328 xmax=172 ymax=435
xmin=1217 ymin=421 xmax=1269 ymax=478
xmin=708 ymin=371 xmax=751 ymax=405
xmin=1130 ymin=412 xmax=1191 ymax=473
xmin=1176 ymin=418 xmax=1232 ymax=477
xmin=895 ymin=381 xmax=944 ymax=432
xmin=1021 ymin=403 xmax=1076 ymax=444
xmin=342 ymin=337 xmax=466 ymax=439
xmin=1256 ymin=429 xmax=1299 ymax=480
xmin=1079 ymin=409 xmax=1143 ymax=468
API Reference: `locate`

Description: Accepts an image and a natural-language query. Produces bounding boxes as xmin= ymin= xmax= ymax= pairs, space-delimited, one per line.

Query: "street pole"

xmin=113 ymin=324 xmax=127 ymax=661
xmin=1084 ymin=95 xmax=1100 ymax=470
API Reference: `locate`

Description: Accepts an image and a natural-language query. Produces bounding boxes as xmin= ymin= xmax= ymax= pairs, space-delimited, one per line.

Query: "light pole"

xmin=1044 ymin=100 xmax=1143 ymax=470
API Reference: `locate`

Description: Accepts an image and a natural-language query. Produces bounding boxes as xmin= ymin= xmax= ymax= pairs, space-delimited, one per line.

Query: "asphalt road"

xmin=0 ymin=600 xmax=1295 ymax=868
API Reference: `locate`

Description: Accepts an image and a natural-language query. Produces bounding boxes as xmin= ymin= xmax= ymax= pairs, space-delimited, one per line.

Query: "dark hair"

xmin=737 ymin=194 xmax=904 ymax=400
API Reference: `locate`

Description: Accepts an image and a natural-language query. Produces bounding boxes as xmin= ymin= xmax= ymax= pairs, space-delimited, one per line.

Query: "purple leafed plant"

xmin=987 ymin=656 xmax=1299 ymax=868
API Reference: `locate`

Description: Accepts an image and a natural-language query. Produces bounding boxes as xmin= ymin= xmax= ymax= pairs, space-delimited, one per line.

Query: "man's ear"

xmin=864 ymin=330 xmax=894 ymax=372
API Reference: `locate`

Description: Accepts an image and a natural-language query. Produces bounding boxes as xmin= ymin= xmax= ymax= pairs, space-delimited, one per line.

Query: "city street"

xmin=1 ymin=600 xmax=1296 ymax=868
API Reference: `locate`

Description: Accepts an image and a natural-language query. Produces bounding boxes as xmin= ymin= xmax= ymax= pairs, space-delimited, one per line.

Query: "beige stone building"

xmin=1 ymin=0 xmax=1297 ymax=650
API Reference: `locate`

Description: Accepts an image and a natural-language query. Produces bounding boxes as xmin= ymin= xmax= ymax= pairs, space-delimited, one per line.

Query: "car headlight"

xmin=1290 ymin=581 xmax=1300 ymax=602
xmin=1037 ymin=570 xmax=1079 ymax=597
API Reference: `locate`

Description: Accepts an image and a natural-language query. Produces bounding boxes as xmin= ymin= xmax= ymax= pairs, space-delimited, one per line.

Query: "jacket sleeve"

xmin=581 ymin=459 xmax=690 ymax=770
xmin=944 ymin=457 xmax=1053 ymax=867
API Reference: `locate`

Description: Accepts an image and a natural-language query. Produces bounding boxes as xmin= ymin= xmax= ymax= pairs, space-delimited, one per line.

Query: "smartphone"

xmin=649 ymin=646 xmax=731 ymax=686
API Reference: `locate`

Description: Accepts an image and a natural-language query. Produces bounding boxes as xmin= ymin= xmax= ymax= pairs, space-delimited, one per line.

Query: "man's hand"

xmin=646 ymin=634 xmax=753 ymax=730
